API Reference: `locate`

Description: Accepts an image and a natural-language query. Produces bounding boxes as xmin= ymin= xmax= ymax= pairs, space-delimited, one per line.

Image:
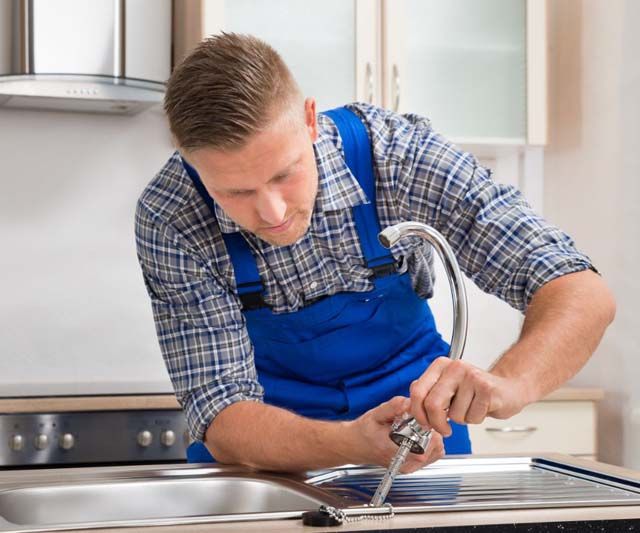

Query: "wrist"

xmin=489 ymin=358 xmax=539 ymax=415
xmin=329 ymin=419 xmax=361 ymax=466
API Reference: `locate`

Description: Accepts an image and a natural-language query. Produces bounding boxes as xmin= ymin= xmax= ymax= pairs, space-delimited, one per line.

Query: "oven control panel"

xmin=0 ymin=410 xmax=190 ymax=467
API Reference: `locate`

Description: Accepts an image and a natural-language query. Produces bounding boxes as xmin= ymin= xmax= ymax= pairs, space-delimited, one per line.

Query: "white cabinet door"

xmin=468 ymin=401 xmax=597 ymax=457
xmin=203 ymin=0 xmax=379 ymax=111
xmin=175 ymin=1 xmax=546 ymax=142
xmin=383 ymin=0 xmax=544 ymax=144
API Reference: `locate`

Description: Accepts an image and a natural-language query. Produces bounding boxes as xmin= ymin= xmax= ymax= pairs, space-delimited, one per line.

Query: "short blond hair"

xmin=164 ymin=32 xmax=301 ymax=151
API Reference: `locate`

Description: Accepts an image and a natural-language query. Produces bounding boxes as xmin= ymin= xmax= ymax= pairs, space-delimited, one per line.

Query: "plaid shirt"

xmin=135 ymin=103 xmax=595 ymax=442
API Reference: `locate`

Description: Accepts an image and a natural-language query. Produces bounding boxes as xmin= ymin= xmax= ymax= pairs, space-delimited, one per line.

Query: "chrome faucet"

xmin=370 ymin=221 xmax=469 ymax=507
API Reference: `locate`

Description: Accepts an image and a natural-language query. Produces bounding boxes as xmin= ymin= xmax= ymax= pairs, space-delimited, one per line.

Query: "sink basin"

xmin=0 ymin=477 xmax=324 ymax=526
xmin=1 ymin=456 xmax=640 ymax=532
xmin=0 ymin=464 xmax=342 ymax=532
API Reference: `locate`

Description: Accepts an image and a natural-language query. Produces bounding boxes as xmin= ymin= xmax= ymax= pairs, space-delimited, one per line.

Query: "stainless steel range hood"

xmin=0 ymin=0 xmax=172 ymax=115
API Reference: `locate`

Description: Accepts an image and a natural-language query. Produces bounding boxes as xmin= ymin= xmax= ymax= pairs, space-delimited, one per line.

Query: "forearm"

xmin=490 ymin=269 xmax=616 ymax=413
xmin=204 ymin=401 xmax=353 ymax=472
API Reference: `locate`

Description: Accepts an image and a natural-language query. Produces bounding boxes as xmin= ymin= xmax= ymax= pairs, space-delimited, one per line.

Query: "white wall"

xmin=544 ymin=0 xmax=640 ymax=469
xmin=0 ymin=106 xmax=175 ymax=395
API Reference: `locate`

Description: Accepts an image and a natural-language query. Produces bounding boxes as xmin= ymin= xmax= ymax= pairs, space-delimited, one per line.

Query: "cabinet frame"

xmin=173 ymin=0 xmax=547 ymax=145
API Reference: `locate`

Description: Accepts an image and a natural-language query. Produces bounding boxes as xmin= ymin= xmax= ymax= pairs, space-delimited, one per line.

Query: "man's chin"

xmin=257 ymin=229 xmax=304 ymax=247
xmin=256 ymin=217 xmax=310 ymax=247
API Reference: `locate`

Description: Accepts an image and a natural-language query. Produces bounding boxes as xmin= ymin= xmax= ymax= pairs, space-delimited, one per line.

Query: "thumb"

xmin=372 ymin=396 xmax=411 ymax=424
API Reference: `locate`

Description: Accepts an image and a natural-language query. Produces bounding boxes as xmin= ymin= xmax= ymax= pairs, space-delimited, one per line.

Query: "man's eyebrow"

xmin=225 ymin=157 xmax=302 ymax=194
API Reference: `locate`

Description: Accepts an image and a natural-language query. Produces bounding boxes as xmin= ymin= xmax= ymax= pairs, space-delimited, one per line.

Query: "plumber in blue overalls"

xmin=183 ymin=106 xmax=471 ymax=463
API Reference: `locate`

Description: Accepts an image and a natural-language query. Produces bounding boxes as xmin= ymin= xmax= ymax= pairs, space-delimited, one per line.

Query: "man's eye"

xmin=229 ymin=190 xmax=252 ymax=197
xmin=273 ymin=173 xmax=290 ymax=183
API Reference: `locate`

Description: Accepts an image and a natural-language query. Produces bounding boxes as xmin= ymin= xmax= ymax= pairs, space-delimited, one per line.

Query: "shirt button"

xmin=309 ymin=281 xmax=318 ymax=290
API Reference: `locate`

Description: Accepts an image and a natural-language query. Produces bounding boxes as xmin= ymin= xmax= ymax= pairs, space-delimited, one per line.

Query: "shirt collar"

xmin=211 ymin=114 xmax=370 ymax=234
xmin=213 ymin=202 xmax=242 ymax=234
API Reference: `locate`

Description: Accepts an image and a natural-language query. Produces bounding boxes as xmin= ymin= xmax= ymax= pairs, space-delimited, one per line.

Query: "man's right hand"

xmin=346 ymin=396 xmax=445 ymax=473
xmin=206 ymin=397 xmax=444 ymax=473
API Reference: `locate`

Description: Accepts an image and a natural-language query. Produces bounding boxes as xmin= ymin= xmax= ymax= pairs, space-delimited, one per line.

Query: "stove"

xmin=0 ymin=396 xmax=189 ymax=468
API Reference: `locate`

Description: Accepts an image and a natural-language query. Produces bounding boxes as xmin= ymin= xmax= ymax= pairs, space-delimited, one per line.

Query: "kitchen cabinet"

xmin=383 ymin=0 xmax=546 ymax=144
xmin=174 ymin=0 xmax=377 ymax=112
xmin=174 ymin=0 xmax=547 ymax=145
xmin=468 ymin=388 xmax=603 ymax=460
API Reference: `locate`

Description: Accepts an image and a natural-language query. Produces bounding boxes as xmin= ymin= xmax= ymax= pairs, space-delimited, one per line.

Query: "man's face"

xmin=185 ymin=98 xmax=319 ymax=247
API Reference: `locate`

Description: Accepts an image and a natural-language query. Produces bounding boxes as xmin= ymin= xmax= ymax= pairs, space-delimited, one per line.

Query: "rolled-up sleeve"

xmin=392 ymin=116 xmax=596 ymax=312
xmin=135 ymin=200 xmax=263 ymax=442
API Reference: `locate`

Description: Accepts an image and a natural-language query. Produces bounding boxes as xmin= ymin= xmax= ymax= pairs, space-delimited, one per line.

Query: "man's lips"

xmin=263 ymin=216 xmax=293 ymax=233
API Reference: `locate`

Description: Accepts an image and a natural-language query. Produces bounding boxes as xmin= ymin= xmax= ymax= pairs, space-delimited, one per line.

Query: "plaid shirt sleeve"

xmin=356 ymin=104 xmax=596 ymax=312
xmin=135 ymin=199 xmax=263 ymax=442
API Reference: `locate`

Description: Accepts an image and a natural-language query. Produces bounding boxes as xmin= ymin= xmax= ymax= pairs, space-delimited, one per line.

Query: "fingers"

xmin=448 ymin=364 xmax=493 ymax=424
xmin=409 ymin=357 xmax=448 ymax=427
xmin=447 ymin=374 xmax=475 ymax=424
xmin=464 ymin=379 xmax=492 ymax=423
xmin=410 ymin=359 xmax=499 ymax=435
xmin=420 ymin=361 xmax=468 ymax=435
xmin=371 ymin=395 xmax=411 ymax=424
xmin=399 ymin=431 xmax=445 ymax=474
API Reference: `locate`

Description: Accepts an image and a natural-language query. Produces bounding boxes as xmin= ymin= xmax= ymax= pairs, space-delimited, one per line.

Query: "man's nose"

xmin=256 ymin=190 xmax=287 ymax=226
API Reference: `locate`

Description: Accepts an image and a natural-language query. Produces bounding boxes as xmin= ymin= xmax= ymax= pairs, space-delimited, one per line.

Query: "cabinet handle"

xmin=485 ymin=426 xmax=538 ymax=433
xmin=392 ymin=64 xmax=400 ymax=112
xmin=365 ymin=62 xmax=374 ymax=104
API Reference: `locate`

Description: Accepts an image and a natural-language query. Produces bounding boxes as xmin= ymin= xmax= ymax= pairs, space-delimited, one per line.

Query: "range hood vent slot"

xmin=0 ymin=0 xmax=172 ymax=115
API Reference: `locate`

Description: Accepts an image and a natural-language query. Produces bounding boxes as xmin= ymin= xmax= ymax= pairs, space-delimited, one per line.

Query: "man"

xmin=135 ymin=33 xmax=615 ymax=473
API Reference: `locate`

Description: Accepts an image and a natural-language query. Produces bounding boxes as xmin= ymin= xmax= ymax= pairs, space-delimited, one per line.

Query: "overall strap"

xmin=182 ymin=159 xmax=267 ymax=310
xmin=322 ymin=107 xmax=396 ymax=277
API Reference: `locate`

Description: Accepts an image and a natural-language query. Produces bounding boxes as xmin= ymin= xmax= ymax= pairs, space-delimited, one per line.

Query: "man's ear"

xmin=304 ymin=97 xmax=318 ymax=142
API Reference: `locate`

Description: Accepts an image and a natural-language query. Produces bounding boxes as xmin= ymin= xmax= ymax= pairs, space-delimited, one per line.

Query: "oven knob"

xmin=137 ymin=430 xmax=153 ymax=447
xmin=59 ymin=433 xmax=75 ymax=450
xmin=9 ymin=434 xmax=24 ymax=451
xmin=34 ymin=433 xmax=49 ymax=450
xmin=160 ymin=430 xmax=176 ymax=447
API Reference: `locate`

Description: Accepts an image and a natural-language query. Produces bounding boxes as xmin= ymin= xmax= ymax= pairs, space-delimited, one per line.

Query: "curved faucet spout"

xmin=369 ymin=222 xmax=469 ymax=508
xmin=378 ymin=221 xmax=468 ymax=360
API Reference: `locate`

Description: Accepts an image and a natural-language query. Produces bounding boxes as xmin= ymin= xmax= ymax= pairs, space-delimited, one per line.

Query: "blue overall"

xmin=183 ymin=107 xmax=471 ymax=463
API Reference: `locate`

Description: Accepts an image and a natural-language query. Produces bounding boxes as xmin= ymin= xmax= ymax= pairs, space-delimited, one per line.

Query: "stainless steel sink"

xmin=0 ymin=464 xmax=342 ymax=532
xmin=1 ymin=456 xmax=640 ymax=532
xmin=0 ymin=478 xmax=325 ymax=526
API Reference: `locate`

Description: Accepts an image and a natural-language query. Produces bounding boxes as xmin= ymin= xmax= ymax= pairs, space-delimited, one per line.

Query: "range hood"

xmin=0 ymin=0 xmax=172 ymax=115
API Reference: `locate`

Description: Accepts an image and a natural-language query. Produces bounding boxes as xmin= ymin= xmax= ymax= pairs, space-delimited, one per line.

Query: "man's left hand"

xmin=409 ymin=357 xmax=527 ymax=436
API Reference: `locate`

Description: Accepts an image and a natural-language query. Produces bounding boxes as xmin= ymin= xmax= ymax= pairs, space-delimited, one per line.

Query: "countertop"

xmin=3 ymin=455 xmax=637 ymax=532
xmin=68 ymin=510 xmax=640 ymax=533
xmin=1 ymin=390 xmax=622 ymax=531
xmin=0 ymin=387 xmax=605 ymax=414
